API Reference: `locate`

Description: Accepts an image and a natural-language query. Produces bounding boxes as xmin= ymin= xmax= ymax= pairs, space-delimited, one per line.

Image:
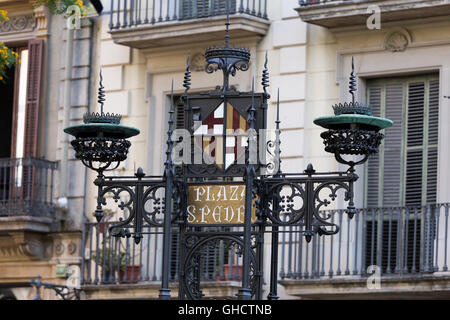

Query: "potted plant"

xmin=216 ymin=264 xmax=243 ymax=281
xmin=93 ymin=249 xmax=126 ymax=282
xmin=119 ymin=264 xmax=141 ymax=284
xmin=223 ymin=264 xmax=242 ymax=281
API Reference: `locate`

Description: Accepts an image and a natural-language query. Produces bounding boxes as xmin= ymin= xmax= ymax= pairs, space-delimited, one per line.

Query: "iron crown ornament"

xmin=204 ymin=7 xmax=250 ymax=95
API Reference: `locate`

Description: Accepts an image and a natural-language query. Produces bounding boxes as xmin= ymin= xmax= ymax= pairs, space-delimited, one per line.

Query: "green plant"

xmin=0 ymin=11 xmax=18 ymax=82
xmin=92 ymin=208 xmax=116 ymax=222
xmin=31 ymin=0 xmax=87 ymax=16
xmin=93 ymin=248 xmax=127 ymax=273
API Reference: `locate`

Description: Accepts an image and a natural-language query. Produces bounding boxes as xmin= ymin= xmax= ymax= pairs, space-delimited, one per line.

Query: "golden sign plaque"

xmin=186 ymin=184 xmax=257 ymax=225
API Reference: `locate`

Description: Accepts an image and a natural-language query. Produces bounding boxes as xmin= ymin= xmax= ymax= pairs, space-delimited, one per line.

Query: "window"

xmin=364 ymin=74 xmax=439 ymax=273
xmin=0 ymin=40 xmax=43 ymax=201
xmin=365 ymin=74 xmax=439 ymax=207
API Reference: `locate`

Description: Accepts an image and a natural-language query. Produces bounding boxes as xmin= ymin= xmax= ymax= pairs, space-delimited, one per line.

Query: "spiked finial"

xmin=349 ymin=57 xmax=356 ymax=104
xmin=276 ymin=88 xmax=280 ymax=128
xmin=165 ymin=79 xmax=175 ymax=171
xmin=262 ymin=51 xmax=270 ymax=97
xmin=183 ymin=54 xmax=191 ymax=93
xmin=98 ymin=70 xmax=106 ymax=114
xmin=82 ymin=71 xmax=122 ymax=124
xmin=275 ymin=88 xmax=282 ymax=176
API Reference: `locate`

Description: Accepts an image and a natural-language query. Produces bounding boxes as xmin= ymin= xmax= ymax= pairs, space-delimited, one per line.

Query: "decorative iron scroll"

xmin=183 ymin=235 xmax=257 ymax=300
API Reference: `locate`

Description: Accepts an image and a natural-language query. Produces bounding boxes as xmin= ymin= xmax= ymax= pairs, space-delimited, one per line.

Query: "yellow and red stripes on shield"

xmin=200 ymin=102 xmax=248 ymax=169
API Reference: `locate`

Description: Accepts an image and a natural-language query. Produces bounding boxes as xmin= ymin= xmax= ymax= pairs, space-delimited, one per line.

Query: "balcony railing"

xmin=80 ymin=223 xmax=245 ymax=286
xmin=299 ymin=0 xmax=336 ymax=5
xmin=280 ymin=203 xmax=450 ymax=280
xmin=296 ymin=0 xmax=450 ymax=28
xmin=109 ymin=0 xmax=268 ymax=30
xmin=0 ymin=158 xmax=58 ymax=218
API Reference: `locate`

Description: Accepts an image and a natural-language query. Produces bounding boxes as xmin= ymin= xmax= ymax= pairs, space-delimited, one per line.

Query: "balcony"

xmin=279 ymin=203 xmax=450 ymax=299
xmin=108 ymin=0 xmax=270 ymax=49
xmin=0 ymin=158 xmax=58 ymax=233
xmin=296 ymin=0 xmax=450 ymax=28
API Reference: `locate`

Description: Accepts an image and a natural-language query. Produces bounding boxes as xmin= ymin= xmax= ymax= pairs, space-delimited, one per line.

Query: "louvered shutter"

xmin=170 ymin=229 xmax=179 ymax=280
xmin=383 ymin=83 xmax=403 ymax=206
xmin=366 ymin=87 xmax=381 ymax=207
xmin=366 ymin=83 xmax=403 ymax=207
xmin=365 ymin=75 xmax=439 ymax=274
xmin=24 ymin=39 xmax=43 ymax=158
xmin=424 ymin=80 xmax=439 ymax=271
xmin=175 ymin=97 xmax=185 ymax=130
xmin=427 ymin=80 xmax=439 ymax=203
xmin=22 ymin=40 xmax=43 ymax=203
xmin=180 ymin=0 xmax=209 ymax=19
xmin=180 ymin=0 xmax=236 ymax=19
xmin=366 ymin=76 xmax=439 ymax=207
xmin=405 ymin=82 xmax=425 ymax=206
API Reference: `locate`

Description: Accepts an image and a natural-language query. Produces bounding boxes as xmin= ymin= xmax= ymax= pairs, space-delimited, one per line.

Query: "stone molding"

xmin=0 ymin=231 xmax=52 ymax=262
xmin=384 ymin=27 xmax=412 ymax=52
xmin=0 ymin=14 xmax=35 ymax=34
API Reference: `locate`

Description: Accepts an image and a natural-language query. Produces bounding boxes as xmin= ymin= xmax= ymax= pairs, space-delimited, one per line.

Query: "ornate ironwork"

xmin=320 ymin=129 xmax=384 ymax=156
xmin=205 ymin=7 xmax=250 ymax=94
xmin=65 ymin=15 xmax=390 ymax=301
xmin=30 ymin=275 xmax=80 ymax=300
xmin=71 ymin=137 xmax=131 ymax=170
xmin=183 ymin=235 xmax=257 ymax=300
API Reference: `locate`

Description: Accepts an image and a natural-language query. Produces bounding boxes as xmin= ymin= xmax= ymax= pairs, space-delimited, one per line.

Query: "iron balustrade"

xmin=0 ymin=158 xmax=58 ymax=217
xmin=80 ymin=222 xmax=247 ymax=285
xmin=299 ymin=0 xmax=345 ymax=6
xmin=108 ymin=0 xmax=268 ymax=30
xmin=279 ymin=203 xmax=450 ymax=280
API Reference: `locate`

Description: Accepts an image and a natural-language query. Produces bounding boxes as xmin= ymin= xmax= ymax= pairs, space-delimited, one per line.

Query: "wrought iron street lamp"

xmin=64 ymin=17 xmax=392 ymax=300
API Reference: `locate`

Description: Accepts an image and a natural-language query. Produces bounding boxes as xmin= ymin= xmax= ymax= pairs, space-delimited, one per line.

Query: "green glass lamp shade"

xmin=64 ymin=122 xmax=140 ymax=139
xmin=64 ymin=111 xmax=139 ymax=139
xmin=314 ymin=113 xmax=393 ymax=131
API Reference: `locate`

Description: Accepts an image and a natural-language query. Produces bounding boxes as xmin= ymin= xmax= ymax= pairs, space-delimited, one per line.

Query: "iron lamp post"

xmin=63 ymin=20 xmax=392 ymax=300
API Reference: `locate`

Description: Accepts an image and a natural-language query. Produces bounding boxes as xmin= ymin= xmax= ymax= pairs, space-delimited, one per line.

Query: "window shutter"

xmin=366 ymin=82 xmax=404 ymax=207
xmin=180 ymin=0 xmax=194 ymax=19
xmin=427 ymin=80 xmax=439 ymax=203
xmin=366 ymin=86 xmax=381 ymax=207
xmin=366 ymin=75 xmax=439 ymax=274
xmin=20 ymin=40 xmax=43 ymax=203
xmin=383 ymin=83 xmax=404 ymax=207
xmin=24 ymin=39 xmax=43 ymax=158
xmin=170 ymin=230 xmax=179 ymax=280
xmin=180 ymin=0 xmax=236 ymax=19
xmin=366 ymin=76 xmax=438 ymax=207
xmin=405 ymin=82 xmax=425 ymax=207
xmin=175 ymin=97 xmax=185 ymax=130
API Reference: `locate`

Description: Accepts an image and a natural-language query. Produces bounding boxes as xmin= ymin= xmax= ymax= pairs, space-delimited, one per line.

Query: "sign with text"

xmin=187 ymin=184 xmax=257 ymax=225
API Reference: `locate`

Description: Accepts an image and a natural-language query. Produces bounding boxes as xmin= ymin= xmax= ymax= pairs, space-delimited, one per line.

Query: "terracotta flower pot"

xmin=119 ymin=265 xmax=140 ymax=283
xmin=217 ymin=264 xmax=242 ymax=281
